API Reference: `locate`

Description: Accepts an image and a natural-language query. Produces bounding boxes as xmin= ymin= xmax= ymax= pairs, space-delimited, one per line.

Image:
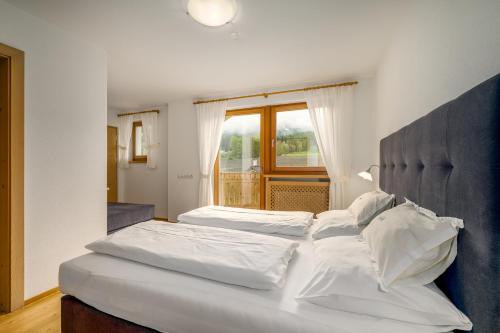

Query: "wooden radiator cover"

xmin=265 ymin=180 xmax=329 ymax=215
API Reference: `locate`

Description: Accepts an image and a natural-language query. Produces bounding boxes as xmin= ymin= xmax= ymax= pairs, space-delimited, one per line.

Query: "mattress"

xmin=107 ymin=202 xmax=155 ymax=233
xmin=59 ymin=235 xmax=445 ymax=333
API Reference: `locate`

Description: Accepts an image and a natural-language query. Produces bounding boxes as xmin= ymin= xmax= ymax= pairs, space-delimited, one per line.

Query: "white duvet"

xmin=86 ymin=220 xmax=299 ymax=290
xmin=178 ymin=205 xmax=314 ymax=236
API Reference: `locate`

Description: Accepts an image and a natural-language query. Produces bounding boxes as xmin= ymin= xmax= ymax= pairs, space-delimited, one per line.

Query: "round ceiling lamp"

xmin=187 ymin=0 xmax=238 ymax=27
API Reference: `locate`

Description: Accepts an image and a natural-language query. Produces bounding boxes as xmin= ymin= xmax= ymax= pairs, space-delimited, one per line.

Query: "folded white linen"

xmin=312 ymin=210 xmax=363 ymax=239
xmin=86 ymin=220 xmax=299 ymax=290
xmin=297 ymin=236 xmax=472 ymax=331
xmin=178 ymin=205 xmax=314 ymax=236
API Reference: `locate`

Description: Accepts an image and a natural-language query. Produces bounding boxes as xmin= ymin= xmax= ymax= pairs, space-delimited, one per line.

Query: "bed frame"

xmin=380 ymin=73 xmax=500 ymax=332
xmin=107 ymin=202 xmax=155 ymax=234
xmin=61 ymin=73 xmax=500 ymax=333
xmin=61 ymin=296 xmax=157 ymax=332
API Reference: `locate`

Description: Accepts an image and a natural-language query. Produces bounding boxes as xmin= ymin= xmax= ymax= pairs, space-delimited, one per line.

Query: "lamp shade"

xmin=357 ymin=171 xmax=373 ymax=181
xmin=187 ymin=0 xmax=237 ymax=27
xmin=358 ymin=164 xmax=379 ymax=182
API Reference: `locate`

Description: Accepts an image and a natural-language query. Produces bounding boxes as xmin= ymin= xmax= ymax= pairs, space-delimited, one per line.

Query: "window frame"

xmin=213 ymin=102 xmax=328 ymax=207
xmin=131 ymin=121 xmax=147 ymax=163
xmin=270 ymin=102 xmax=326 ymax=174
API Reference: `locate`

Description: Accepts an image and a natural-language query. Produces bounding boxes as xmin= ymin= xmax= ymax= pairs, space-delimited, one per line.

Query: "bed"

xmin=107 ymin=202 xmax=155 ymax=234
xmin=60 ymin=234 xmax=442 ymax=333
xmin=61 ymin=73 xmax=500 ymax=333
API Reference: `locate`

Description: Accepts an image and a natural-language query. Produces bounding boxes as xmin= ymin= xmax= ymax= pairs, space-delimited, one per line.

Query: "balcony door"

xmin=214 ymin=108 xmax=264 ymax=209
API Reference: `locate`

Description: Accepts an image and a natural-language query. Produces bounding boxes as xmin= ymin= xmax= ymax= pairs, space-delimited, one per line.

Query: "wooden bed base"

xmin=61 ymin=295 xmax=158 ymax=332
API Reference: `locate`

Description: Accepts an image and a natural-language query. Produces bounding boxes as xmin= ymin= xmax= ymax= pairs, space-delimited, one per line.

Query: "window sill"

xmin=263 ymin=174 xmax=329 ymax=179
xmin=268 ymin=169 xmax=328 ymax=176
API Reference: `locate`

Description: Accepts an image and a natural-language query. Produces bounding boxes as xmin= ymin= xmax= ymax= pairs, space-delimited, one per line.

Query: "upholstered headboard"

xmin=379 ymin=74 xmax=500 ymax=333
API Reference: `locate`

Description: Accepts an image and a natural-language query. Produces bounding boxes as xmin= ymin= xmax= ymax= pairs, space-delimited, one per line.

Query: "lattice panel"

xmin=265 ymin=180 xmax=329 ymax=215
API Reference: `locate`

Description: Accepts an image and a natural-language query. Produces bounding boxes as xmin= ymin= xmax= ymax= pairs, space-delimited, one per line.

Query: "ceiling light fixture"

xmin=187 ymin=0 xmax=238 ymax=27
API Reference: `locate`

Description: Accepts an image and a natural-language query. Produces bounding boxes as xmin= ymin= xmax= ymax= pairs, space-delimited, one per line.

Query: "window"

xmin=219 ymin=113 xmax=261 ymax=173
xmin=132 ymin=121 xmax=147 ymax=163
xmin=271 ymin=103 xmax=324 ymax=172
xmin=214 ymin=103 xmax=326 ymax=209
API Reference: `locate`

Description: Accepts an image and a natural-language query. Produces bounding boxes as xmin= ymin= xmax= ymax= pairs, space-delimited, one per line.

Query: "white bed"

xmin=59 ymin=234 xmax=447 ymax=333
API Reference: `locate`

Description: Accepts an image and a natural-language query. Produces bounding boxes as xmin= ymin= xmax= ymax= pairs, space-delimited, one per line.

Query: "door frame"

xmin=0 ymin=42 xmax=25 ymax=312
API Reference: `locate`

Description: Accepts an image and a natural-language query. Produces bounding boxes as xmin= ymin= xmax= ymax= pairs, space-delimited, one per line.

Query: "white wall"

xmin=375 ymin=0 xmax=500 ymax=160
xmin=0 ymin=1 xmax=107 ymax=298
xmin=108 ymin=106 xmax=169 ymax=218
xmin=167 ymin=78 xmax=377 ymax=220
xmin=167 ymin=100 xmax=200 ymax=221
xmin=349 ymin=78 xmax=378 ymax=199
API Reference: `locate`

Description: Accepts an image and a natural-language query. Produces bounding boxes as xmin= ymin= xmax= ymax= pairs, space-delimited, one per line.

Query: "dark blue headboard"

xmin=379 ymin=74 xmax=500 ymax=333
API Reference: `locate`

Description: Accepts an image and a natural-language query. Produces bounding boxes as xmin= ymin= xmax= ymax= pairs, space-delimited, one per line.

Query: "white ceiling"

xmin=7 ymin=0 xmax=409 ymax=109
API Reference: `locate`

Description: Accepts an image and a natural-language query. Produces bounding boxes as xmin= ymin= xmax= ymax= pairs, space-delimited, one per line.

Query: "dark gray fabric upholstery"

xmin=107 ymin=203 xmax=155 ymax=234
xmin=380 ymin=74 xmax=500 ymax=333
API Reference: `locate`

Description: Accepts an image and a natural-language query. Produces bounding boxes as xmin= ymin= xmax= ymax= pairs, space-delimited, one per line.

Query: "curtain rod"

xmin=193 ymin=81 xmax=358 ymax=105
xmin=117 ymin=109 xmax=159 ymax=117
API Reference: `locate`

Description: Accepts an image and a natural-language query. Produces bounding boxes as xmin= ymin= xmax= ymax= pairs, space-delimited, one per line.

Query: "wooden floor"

xmin=0 ymin=292 xmax=61 ymax=333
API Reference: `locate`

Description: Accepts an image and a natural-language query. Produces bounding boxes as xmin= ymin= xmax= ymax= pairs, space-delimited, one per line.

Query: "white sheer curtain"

xmin=196 ymin=101 xmax=227 ymax=207
xmin=140 ymin=112 xmax=160 ymax=169
xmin=118 ymin=115 xmax=134 ymax=168
xmin=306 ymin=86 xmax=354 ymax=209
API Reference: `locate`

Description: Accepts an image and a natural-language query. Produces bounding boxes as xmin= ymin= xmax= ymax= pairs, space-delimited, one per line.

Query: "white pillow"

xmin=296 ymin=236 xmax=472 ymax=331
xmin=361 ymin=200 xmax=463 ymax=290
xmin=347 ymin=190 xmax=395 ymax=226
xmin=312 ymin=210 xmax=363 ymax=239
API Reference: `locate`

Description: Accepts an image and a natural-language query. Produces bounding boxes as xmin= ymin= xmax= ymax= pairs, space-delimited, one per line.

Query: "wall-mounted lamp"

xmin=358 ymin=164 xmax=379 ymax=182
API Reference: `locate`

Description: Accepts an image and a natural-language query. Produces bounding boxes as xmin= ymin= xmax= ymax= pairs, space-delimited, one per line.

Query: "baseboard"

xmin=24 ymin=287 xmax=59 ymax=306
xmin=154 ymin=217 xmax=176 ymax=223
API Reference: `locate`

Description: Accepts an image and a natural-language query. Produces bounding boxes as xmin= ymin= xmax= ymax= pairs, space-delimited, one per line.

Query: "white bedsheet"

xmin=178 ymin=205 xmax=313 ymax=236
xmin=86 ymin=221 xmax=298 ymax=290
xmin=60 ymin=236 xmax=449 ymax=333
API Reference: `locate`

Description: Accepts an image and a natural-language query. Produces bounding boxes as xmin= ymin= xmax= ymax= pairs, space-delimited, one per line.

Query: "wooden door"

xmin=0 ymin=43 xmax=24 ymax=313
xmin=107 ymin=126 xmax=118 ymax=202
xmin=0 ymin=53 xmax=9 ymax=313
